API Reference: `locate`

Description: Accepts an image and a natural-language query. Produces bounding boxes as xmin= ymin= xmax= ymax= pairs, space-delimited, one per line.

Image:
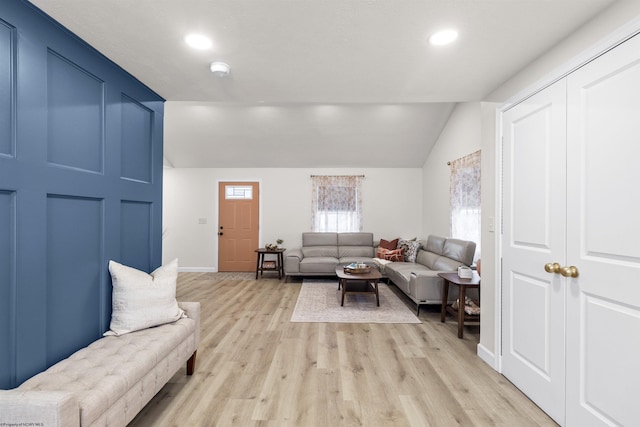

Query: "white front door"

xmin=501 ymin=79 xmax=568 ymax=424
xmin=564 ymin=33 xmax=640 ymax=427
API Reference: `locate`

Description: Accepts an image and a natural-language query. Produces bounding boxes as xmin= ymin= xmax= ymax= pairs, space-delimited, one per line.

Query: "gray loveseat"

xmin=385 ymin=235 xmax=476 ymax=314
xmin=284 ymin=232 xmax=377 ymax=281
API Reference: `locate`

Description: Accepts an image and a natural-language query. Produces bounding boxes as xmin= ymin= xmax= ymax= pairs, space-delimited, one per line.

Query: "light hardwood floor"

xmin=129 ymin=273 xmax=557 ymax=427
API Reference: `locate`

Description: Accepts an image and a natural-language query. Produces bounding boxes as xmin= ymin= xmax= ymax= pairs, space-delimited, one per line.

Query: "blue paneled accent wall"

xmin=0 ymin=0 xmax=164 ymax=389
xmin=0 ymin=20 xmax=13 ymax=157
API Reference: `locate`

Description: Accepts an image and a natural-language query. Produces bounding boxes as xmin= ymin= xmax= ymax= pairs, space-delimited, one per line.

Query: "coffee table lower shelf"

xmin=335 ymin=265 xmax=382 ymax=307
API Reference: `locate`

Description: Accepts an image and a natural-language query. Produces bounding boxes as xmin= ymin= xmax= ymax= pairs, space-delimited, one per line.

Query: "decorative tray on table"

xmin=343 ymin=263 xmax=371 ymax=274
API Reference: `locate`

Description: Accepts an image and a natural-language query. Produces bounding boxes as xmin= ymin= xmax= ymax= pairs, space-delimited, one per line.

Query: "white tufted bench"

xmin=0 ymin=301 xmax=200 ymax=427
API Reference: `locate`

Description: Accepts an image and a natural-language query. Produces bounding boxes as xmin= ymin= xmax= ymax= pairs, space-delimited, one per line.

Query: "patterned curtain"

xmin=450 ymin=150 xmax=481 ymax=261
xmin=311 ymin=175 xmax=363 ymax=232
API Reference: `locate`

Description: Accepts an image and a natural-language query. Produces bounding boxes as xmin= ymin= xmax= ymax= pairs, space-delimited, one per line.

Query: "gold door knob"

xmin=560 ymin=266 xmax=579 ymax=278
xmin=544 ymin=262 xmax=561 ymax=274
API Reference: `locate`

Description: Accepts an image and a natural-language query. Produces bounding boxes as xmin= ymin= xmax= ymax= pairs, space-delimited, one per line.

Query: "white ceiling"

xmin=29 ymin=0 xmax=616 ymax=168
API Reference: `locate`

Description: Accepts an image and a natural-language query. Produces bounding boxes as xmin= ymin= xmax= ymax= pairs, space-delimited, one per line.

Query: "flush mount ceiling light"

xmin=184 ymin=33 xmax=212 ymax=50
xmin=210 ymin=61 xmax=230 ymax=77
xmin=429 ymin=29 xmax=459 ymax=46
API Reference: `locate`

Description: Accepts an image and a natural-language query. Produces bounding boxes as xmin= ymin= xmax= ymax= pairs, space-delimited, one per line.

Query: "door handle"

xmin=560 ymin=266 xmax=579 ymax=278
xmin=544 ymin=262 xmax=561 ymax=274
xmin=544 ymin=263 xmax=579 ymax=278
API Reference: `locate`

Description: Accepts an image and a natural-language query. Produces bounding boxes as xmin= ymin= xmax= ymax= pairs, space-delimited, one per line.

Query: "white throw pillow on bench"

xmin=105 ymin=258 xmax=185 ymax=336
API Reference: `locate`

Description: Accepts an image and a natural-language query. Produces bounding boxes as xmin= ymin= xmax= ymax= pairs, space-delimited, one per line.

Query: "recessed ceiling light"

xmin=185 ymin=34 xmax=212 ymax=50
xmin=429 ymin=29 xmax=458 ymax=46
xmin=210 ymin=61 xmax=230 ymax=77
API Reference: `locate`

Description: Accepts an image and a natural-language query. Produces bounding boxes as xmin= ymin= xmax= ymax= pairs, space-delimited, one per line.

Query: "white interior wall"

xmin=163 ymin=167 xmax=423 ymax=270
xmin=478 ymin=101 xmax=499 ymax=365
xmin=421 ymin=102 xmax=482 ymax=238
xmin=487 ymin=0 xmax=640 ymax=103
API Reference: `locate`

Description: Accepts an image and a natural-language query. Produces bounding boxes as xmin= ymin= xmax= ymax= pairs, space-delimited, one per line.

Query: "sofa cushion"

xmin=426 ymin=235 xmax=446 ymax=255
xmin=300 ymin=257 xmax=339 ymax=273
xmin=432 ymin=256 xmax=465 ymax=271
xmin=339 ymin=246 xmax=374 ymax=258
xmin=337 ymin=232 xmax=373 ymax=247
xmin=301 ymin=246 xmax=339 ymax=258
xmin=339 ymin=257 xmax=378 ymax=267
xmin=415 ymin=249 xmax=439 ymax=269
xmin=106 ymin=259 xmax=184 ymax=336
xmin=302 ymin=232 xmax=338 ymax=246
xmin=442 ymin=238 xmax=476 ymax=265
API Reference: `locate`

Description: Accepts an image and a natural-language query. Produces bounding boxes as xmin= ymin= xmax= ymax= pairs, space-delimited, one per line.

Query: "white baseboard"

xmin=477 ymin=343 xmax=497 ymax=371
xmin=178 ymin=267 xmax=217 ymax=272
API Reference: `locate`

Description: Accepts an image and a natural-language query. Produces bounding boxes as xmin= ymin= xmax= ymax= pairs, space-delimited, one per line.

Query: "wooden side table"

xmin=439 ymin=271 xmax=480 ymax=338
xmin=255 ymin=248 xmax=286 ymax=279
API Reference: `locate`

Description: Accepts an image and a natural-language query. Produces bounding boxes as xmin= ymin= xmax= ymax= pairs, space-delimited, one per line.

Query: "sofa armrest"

xmin=0 ymin=390 xmax=79 ymax=427
xmin=408 ymin=270 xmax=446 ymax=302
xmin=409 ymin=270 xmax=442 ymax=286
xmin=284 ymin=249 xmax=303 ymax=274
xmin=178 ymin=301 xmax=200 ymax=348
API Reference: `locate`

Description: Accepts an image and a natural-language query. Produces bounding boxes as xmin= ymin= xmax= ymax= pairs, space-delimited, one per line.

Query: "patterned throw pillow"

xmin=376 ymin=247 xmax=404 ymax=261
xmin=383 ymin=248 xmax=404 ymax=261
xmin=398 ymin=239 xmax=421 ymax=263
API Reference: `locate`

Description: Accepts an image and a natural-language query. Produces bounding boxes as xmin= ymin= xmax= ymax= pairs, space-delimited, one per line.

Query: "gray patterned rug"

xmin=290 ymin=281 xmax=421 ymax=323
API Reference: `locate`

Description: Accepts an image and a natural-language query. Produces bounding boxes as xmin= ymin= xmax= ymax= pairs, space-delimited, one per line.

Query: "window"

xmin=450 ymin=150 xmax=481 ymax=262
xmin=311 ymin=175 xmax=363 ymax=232
xmin=225 ymin=185 xmax=253 ymax=200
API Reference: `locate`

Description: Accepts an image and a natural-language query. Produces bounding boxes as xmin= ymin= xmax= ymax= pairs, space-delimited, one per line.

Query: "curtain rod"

xmin=448 ymin=149 xmax=481 ymax=166
xmin=310 ymin=174 xmax=365 ymax=178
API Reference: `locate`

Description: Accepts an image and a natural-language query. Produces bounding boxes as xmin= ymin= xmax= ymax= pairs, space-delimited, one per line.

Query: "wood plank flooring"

xmin=128 ymin=273 xmax=557 ymax=427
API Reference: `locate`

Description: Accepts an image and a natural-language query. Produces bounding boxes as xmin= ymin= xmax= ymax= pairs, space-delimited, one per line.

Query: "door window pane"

xmin=225 ymin=185 xmax=253 ymax=200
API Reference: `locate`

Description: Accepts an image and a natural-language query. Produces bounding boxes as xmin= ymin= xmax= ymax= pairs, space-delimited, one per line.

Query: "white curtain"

xmin=311 ymin=175 xmax=363 ymax=232
xmin=450 ymin=150 xmax=481 ymax=262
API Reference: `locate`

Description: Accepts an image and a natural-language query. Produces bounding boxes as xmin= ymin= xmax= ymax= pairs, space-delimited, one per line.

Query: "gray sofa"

xmin=385 ymin=235 xmax=477 ymax=314
xmin=0 ymin=302 xmax=200 ymax=427
xmin=284 ymin=232 xmax=377 ymax=280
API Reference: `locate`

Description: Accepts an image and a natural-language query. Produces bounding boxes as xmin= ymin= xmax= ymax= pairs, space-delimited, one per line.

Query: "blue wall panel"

xmin=121 ymin=94 xmax=152 ymax=183
xmin=0 ymin=20 xmax=14 ymax=156
xmin=0 ymin=0 xmax=164 ymax=389
xmin=46 ymin=195 xmax=103 ymax=365
xmin=47 ymin=50 xmax=104 ymax=173
xmin=0 ymin=191 xmax=15 ymax=387
xmin=121 ymin=200 xmax=152 ymax=272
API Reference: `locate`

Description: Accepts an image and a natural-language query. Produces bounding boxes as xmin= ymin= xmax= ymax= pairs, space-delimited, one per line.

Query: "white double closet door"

xmin=501 ymin=33 xmax=640 ymax=426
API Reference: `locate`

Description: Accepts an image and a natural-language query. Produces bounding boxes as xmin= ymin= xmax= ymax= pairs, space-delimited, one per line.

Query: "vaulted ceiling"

xmin=29 ymin=0 xmax=615 ymax=167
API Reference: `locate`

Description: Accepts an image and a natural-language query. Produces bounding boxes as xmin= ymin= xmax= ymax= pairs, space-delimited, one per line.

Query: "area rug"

xmin=290 ymin=281 xmax=421 ymax=323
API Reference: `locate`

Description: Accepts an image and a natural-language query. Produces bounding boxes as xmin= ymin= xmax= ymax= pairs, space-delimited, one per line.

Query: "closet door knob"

xmin=560 ymin=266 xmax=579 ymax=278
xmin=544 ymin=262 xmax=561 ymax=274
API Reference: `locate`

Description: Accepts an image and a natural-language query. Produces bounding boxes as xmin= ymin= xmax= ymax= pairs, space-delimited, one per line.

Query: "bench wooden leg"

xmin=186 ymin=351 xmax=197 ymax=375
